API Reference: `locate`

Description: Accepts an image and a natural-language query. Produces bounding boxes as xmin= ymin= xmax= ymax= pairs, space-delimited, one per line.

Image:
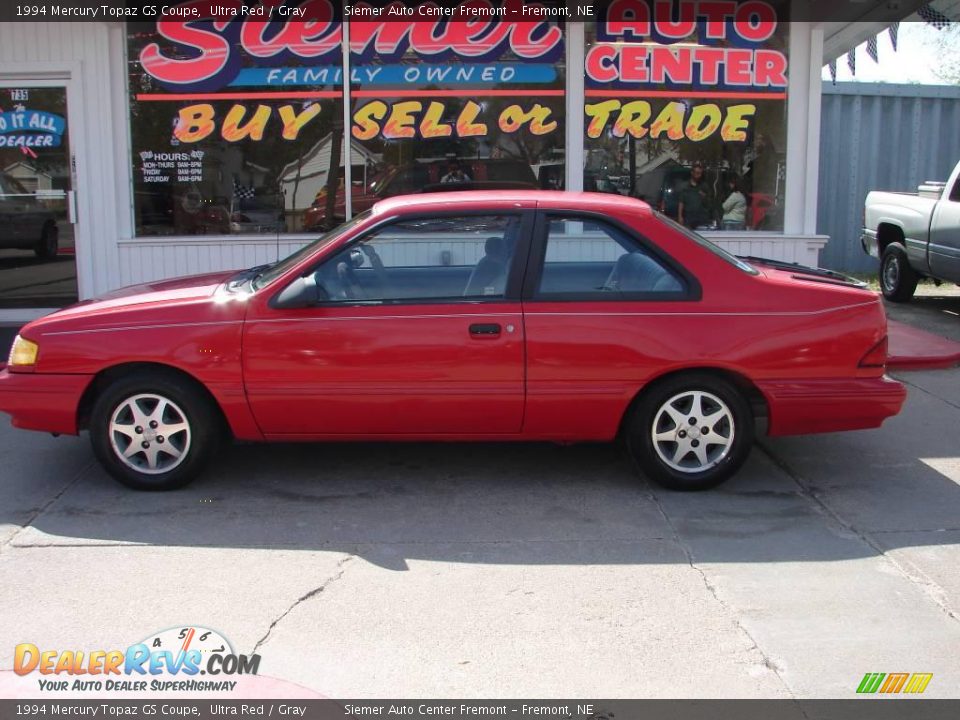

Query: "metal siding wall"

xmin=818 ymin=84 xmax=960 ymax=272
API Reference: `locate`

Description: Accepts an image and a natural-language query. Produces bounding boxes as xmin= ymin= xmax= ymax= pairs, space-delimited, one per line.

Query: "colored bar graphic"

xmin=880 ymin=673 xmax=909 ymax=693
xmin=856 ymin=672 xmax=932 ymax=694
xmin=857 ymin=672 xmax=886 ymax=694
xmin=904 ymin=673 xmax=933 ymax=694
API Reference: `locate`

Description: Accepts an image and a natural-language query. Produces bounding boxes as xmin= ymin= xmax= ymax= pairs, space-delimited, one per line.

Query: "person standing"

xmin=678 ymin=162 xmax=711 ymax=230
xmin=721 ymin=175 xmax=747 ymax=231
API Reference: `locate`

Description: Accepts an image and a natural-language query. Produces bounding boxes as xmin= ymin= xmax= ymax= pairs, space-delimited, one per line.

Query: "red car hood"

xmin=36 ymin=271 xmax=235 ymax=324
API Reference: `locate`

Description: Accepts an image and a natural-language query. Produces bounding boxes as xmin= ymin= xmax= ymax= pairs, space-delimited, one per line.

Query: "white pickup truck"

xmin=862 ymin=159 xmax=960 ymax=302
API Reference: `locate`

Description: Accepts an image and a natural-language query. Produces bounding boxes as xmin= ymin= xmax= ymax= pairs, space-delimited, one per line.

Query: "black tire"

xmin=34 ymin=222 xmax=58 ymax=260
xmin=879 ymin=243 xmax=918 ymax=303
xmin=89 ymin=370 xmax=221 ymax=490
xmin=625 ymin=373 xmax=754 ymax=491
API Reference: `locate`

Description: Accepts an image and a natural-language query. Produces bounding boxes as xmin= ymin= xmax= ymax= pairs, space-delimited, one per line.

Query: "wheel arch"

xmin=876 ymin=222 xmax=906 ymax=256
xmin=76 ymin=362 xmax=229 ymax=436
xmin=618 ymin=366 xmax=769 ymax=438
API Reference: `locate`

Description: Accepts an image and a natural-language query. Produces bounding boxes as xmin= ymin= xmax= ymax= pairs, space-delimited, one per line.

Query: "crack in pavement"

xmin=640 ymin=481 xmax=800 ymax=703
xmin=250 ymin=554 xmax=355 ymax=656
xmin=0 ymin=459 xmax=95 ymax=554
xmin=757 ymin=441 xmax=960 ymax=627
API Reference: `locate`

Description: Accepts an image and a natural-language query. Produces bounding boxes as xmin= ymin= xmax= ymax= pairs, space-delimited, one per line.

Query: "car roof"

xmin=370 ymin=190 xmax=654 ymax=217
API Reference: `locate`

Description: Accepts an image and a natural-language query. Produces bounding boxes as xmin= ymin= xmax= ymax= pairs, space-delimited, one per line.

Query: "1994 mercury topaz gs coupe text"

xmin=0 ymin=192 xmax=905 ymax=491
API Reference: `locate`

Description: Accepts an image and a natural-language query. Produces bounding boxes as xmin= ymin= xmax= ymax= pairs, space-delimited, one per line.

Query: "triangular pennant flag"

xmin=828 ymin=60 xmax=837 ymax=84
xmin=866 ymin=35 xmax=879 ymax=63
xmin=847 ymin=49 xmax=856 ymax=75
xmin=888 ymin=22 xmax=899 ymax=51
xmin=918 ymin=3 xmax=951 ymax=29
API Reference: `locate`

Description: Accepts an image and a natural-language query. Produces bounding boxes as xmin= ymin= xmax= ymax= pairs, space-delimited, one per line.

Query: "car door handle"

xmin=469 ymin=323 xmax=501 ymax=337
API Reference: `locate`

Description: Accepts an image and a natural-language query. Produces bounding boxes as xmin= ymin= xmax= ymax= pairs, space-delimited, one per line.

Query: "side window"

xmin=315 ymin=215 xmax=521 ymax=303
xmin=537 ymin=217 xmax=686 ymax=297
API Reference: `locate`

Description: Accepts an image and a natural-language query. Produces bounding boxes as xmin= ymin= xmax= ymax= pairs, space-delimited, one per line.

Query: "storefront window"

xmin=128 ymin=3 xmax=567 ymax=237
xmin=584 ymin=0 xmax=789 ymax=231
xmin=127 ymin=8 xmax=344 ymax=236
xmin=0 ymin=86 xmax=77 ymax=307
xmin=326 ymin=5 xmax=567 ymax=232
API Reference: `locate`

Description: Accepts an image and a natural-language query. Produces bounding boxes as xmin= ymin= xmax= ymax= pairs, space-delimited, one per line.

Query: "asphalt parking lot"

xmin=1 ymin=293 xmax=959 ymax=700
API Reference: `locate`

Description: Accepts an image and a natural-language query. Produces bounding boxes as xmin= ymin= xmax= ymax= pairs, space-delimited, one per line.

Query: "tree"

xmin=927 ymin=25 xmax=960 ymax=84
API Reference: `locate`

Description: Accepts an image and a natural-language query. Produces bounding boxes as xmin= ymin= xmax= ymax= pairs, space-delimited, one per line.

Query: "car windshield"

xmin=251 ymin=211 xmax=372 ymax=291
xmin=654 ymin=211 xmax=758 ymax=275
xmin=368 ymin=165 xmax=430 ymax=197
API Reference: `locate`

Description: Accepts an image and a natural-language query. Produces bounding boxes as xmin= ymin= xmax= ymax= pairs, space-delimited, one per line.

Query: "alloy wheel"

xmin=108 ymin=393 xmax=192 ymax=474
xmin=651 ymin=390 xmax=735 ymax=473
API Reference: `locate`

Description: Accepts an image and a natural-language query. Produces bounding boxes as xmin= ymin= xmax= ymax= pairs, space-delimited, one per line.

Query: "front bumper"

xmin=759 ymin=375 xmax=906 ymax=437
xmin=0 ymin=368 xmax=92 ymax=435
xmin=861 ymin=228 xmax=879 ymax=258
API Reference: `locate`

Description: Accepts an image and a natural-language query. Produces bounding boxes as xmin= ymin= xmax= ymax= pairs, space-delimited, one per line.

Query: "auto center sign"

xmin=588 ymin=0 xmax=787 ymax=90
xmin=131 ymin=0 xmax=787 ymax=143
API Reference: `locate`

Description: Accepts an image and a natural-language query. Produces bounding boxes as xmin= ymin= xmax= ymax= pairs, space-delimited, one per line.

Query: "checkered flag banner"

xmin=866 ymin=35 xmax=879 ymax=63
xmin=847 ymin=49 xmax=856 ymax=75
xmin=918 ymin=3 xmax=952 ymax=29
xmin=828 ymin=60 xmax=837 ymax=84
xmin=888 ymin=21 xmax=899 ymax=51
xmin=233 ymin=178 xmax=255 ymax=200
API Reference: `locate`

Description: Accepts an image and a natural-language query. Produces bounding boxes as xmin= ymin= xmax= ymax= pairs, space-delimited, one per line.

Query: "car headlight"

xmin=8 ymin=335 xmax=39 ymax=367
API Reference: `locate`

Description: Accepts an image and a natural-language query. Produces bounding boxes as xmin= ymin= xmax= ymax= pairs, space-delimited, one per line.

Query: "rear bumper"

xmin=759 ymin=375 xmax=906 ymax=436
xmin=861 ymin=228 xmax=879 ymax=258
xmin=0 ymin=368 xmax=92 ymax=435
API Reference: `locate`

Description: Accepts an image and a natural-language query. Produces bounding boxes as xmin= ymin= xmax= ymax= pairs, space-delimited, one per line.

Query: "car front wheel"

xmin=89 ymin=371 xmax=221 ymax=490
xmin=626 ymin=373 xmax=754 ymax=491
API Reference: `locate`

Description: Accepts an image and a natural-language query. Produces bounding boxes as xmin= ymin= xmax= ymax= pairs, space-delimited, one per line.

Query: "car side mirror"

xmin=271 ymin=274 xmax=327 ymax=309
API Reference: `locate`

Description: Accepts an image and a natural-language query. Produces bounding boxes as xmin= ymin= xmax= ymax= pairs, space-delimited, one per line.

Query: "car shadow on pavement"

xmin=3 ymin=409 xmax=959 ymax=571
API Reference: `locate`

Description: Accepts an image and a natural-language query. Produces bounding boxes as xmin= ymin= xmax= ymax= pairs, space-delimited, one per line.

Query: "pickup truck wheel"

xmin=89 ymin=372 xmax=220 ymax=490
xmin=625 ymin=373 xmax=754 ymax=491
xmin=880 ymin=243 xmax=918 ymax=302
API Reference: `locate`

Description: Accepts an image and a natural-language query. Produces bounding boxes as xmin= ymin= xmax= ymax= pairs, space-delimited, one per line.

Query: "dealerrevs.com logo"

xmin=14 ymin=626 xmax=260 ymax=693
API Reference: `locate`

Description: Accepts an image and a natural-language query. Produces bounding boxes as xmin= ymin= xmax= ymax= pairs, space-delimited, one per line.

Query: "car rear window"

xmin=654 ymin=212 xmax=758 ymax=275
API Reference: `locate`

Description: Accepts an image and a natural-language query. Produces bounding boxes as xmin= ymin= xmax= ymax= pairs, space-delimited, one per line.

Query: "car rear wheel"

xmin=89 ymin=371 xmax=221 ymax=490
xmin=625 ymin=373 xmax=753 ymax=491
xmin=879 ymin=243 xmax=918 ymax=303
xmin=34 ymin=222 xmax=58 ymax=260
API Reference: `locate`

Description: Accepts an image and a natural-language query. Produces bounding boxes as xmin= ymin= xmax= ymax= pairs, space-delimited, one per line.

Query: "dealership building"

xmin=0 ymin=1 xmax=937 ymax=322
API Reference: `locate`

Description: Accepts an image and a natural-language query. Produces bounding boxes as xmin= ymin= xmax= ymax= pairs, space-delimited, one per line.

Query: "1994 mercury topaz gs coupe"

xmin=0 ymin=192 xmax=905 ymax=491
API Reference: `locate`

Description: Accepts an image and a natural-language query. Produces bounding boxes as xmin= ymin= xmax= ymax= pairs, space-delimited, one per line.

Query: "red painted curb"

xmin=887 ymin=320 xmax=960 ymax=371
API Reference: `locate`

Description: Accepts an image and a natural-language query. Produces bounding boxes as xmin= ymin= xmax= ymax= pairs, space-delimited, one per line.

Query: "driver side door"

xmin=242 ymin=211 xmax=532 ymax=437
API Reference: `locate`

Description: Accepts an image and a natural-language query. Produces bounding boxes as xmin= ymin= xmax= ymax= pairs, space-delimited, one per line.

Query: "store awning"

xmin=822 ymin=0 xmax=960 ymax=63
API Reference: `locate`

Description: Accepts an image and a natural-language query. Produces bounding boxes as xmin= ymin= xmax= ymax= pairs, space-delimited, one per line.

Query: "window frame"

xmin=275 ymin=209 xmax=536 ymax=309
xmin=522 ymin=210 xmax=702 ymax=303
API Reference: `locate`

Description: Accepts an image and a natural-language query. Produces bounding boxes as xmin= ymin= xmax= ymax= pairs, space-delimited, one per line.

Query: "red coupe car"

xmin=0 ymin=192 xmax=905 ymax=491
